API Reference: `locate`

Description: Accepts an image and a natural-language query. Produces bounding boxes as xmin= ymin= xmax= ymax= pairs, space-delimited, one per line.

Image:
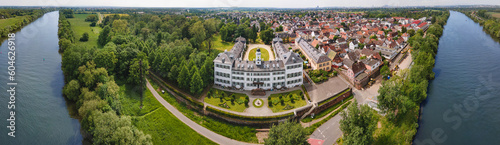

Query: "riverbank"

xmin=414 ymin=10 xmax=500 ymax=144
xmin=461 ymin=10 xmax=500 ymax=42
xmin=372 ymin=10 xmax=450 ymax=145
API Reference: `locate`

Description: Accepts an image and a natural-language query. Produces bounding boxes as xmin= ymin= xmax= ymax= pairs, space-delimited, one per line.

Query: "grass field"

xmin=486 ymin=12 xmax=500 ymax=19
xmin=149 ymin=79 xmax=259 ymax=143
xmin=248 ymin=47 xmax=270 ymax=61
xmin=268 ymin=90 xmax=307 ymax=113
xmin=117 ymin=81 xmax=216 ymax=145
xmin=102 ymin=13 xmax=130 ymax=17
xmin=67 ymin=14 xmax=102 ymax=48
xmin=211 ymin=34 xmax=235 ymax=51
xmin=0 ymin=15 xmax=29 ymax=28
xmin=205 ymin=88 xmax=248 ymax=112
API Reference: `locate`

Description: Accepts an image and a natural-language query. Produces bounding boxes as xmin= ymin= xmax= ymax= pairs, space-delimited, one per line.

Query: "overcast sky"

xmin=1 ymin=0 xmax=499 ymax=8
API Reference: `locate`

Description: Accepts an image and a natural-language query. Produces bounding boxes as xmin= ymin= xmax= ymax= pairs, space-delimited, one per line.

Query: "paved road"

xmin=146 ymin=79 xmax=259 ymax=145
xmin=309 ymin=110 xmax=344 ymax=145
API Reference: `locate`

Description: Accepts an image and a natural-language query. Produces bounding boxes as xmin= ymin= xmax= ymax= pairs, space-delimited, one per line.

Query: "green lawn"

xmin=211 ymin=34 xmax=235 ymax=51
xmin=118 ymin=80 xmax=216 ymax=145
xmin=247 ymin=47 xmax=270 ymax=61
xmin=0 ymin=15 xmax=29 ymax=28
xmin=67 ymin=14 xmax=102 ymax=48
xmin=268 ymin=90 xmax=307 ymax=113
xmin=205 ymin=88 xmax=248 ymax=112
xmin=149 ymin=79 xmax=259 ymax=143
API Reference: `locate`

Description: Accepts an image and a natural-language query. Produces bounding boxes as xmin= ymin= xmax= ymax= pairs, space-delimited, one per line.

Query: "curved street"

xmin=146 ymin=79 xmax=259 ymax=145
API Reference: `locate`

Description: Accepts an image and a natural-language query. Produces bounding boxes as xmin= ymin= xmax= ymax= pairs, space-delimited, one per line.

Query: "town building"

xmin=295 ymin=37 xmax=331 ymax=71
xmin=213 ymin=37 xmax=304 ymax=91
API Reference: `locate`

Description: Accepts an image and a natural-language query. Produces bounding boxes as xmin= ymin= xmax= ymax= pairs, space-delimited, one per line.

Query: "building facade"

xmin=295 ymin=37 xmax=332 ymax=71
xmin=213 ymin=37 xmax=304 ymax=91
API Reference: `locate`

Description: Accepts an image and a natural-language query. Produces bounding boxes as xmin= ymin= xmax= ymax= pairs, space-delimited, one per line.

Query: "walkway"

xmin=146 ymin=79 xmax=258 ymax=145
xmin=245 ymin=44 xmax=275 ymax=61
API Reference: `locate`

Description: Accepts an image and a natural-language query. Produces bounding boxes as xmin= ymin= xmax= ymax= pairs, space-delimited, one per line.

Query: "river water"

xmin=0 ymin=11 xmax=83 ymax=144
xmin=414 ymin=11 xmax=500 ymax=145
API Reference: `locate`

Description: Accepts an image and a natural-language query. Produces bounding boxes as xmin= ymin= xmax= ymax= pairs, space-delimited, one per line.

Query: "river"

xmin=414 ymin=11 xmax=500 ymax=145
xmin=0 ymin=11 xmax=83 ymax=144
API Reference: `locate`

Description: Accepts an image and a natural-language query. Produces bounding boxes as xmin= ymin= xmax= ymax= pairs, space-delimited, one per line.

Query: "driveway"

xmin=245 ymin=44 xmax=275 ymax=61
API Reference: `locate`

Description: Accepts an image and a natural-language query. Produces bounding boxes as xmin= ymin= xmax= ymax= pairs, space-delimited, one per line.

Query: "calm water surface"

xmin=414 ymin=11 xmax=500 ymax=145
xmin=0 ymin=11 xmax=83 ymax=144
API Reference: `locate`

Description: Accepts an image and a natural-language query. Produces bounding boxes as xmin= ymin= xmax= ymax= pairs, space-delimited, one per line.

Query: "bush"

xmin=79 ymin=32 xmax=89 ymax=42
xmin=206 ymin=106 xmax=294 ymax=121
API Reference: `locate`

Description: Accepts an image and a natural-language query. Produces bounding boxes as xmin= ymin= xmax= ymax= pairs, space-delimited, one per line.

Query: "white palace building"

xmin=213 ymin=37 xmax=304 ymax=91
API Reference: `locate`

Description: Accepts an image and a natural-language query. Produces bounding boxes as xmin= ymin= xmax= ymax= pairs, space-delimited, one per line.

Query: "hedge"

xmin=302 ymin=95 xmax=353 ymax=123
xmin=301 ymin=85 xmax=311 ymax=101
xmin=149 ymin=74 xmax=204 ymax=108
xmin=206 ymin=106 xmax=295 ymax=121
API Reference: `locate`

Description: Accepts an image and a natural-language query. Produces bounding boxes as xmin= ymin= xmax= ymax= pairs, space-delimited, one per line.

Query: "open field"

xmin=0 ymin=15 xmax=29 ymax=28
xmin=205 ymin=88 xmax=249 ymax=112
xmin=211 ymin=34 xmax=235 ymax=51
xmin=67 ymin=14 xmax=102 ymax=48
xmin=269 ymin=90 xmax=307 ymax=113
xmin=102 ymin=13 xmax=130 ymax=17
xmin=118 ymin=81 xmax=216 ymax=145
xmin=486 ymin=12 xmax=500 ymax=18
xmin=247 ymin=47 xmax=270 ymax=61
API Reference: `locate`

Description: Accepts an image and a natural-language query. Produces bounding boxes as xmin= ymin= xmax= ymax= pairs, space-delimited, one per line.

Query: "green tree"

xmin=58 ymin=38 xmax=72 ymax=52
xmin=259 ymin=29 xmax=274 ymax=44
xmin=339 ymin=100 xmax=376 ymax=145
xmin=94 ymin=50 xmax=118 ymax=73
xmin=177 ymin=65 xmax=190 ymax=89
xmin=189 ymin=21 xmax=206 ymax=48
xmin=112 ymin=19 xmax=129 ymax=35
xmin=87 ymin=111 xmax=152 ymax=145
xmin=407 ymin=29 xmax=415 ymax=37
xmin=264 ymin=121 xmax=308 ymax=145
xmin=168 ymin=65 xmax=179 ymax=81
xmin=380 ymin=65 xmax=390 ymax=79
xmin=98 ymin=26 xmax=111 ymax=46
xmin=128 ymin=53 xmax=150 ymax=85
xmin=79 ymin=32 xmax=89 ymax=42
xmin=190 ymin=70 xmax=204 ymax=95
xmin=63 ymin=79 xmax=80 ymax=101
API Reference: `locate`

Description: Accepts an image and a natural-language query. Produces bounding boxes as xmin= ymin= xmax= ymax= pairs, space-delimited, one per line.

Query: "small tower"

xmin=255 ymin=48 xmax=262 ymax=65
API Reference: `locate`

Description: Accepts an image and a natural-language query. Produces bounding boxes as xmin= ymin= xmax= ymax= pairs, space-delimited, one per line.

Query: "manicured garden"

xmin=308 ymin=69 xmax=338 ymax=83
xmin=253 ymin=98 xmax=264 ymax=108
xmin=205 ymin=88 xmax=249 ymax=112
xmin=248 ymin=47 xmax=270 ymax=61
xmin=268 ymin=90 xmax=307 ymax=113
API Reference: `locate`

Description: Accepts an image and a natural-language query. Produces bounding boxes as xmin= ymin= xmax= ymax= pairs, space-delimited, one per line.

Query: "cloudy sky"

xmin=1 ymin=0 xmax=498 ymax=8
